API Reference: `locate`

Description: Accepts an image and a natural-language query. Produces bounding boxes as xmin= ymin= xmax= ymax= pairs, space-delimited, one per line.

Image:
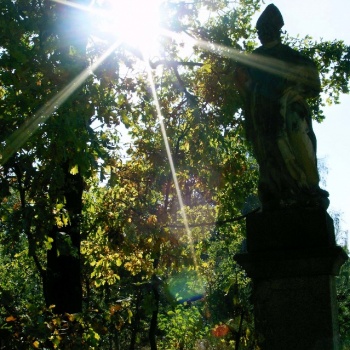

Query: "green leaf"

xmin=44 ymin=237 xmax=54 ymax=250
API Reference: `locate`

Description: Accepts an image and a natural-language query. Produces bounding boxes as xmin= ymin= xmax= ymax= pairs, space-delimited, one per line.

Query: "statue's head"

xmin=256 ymin=4 xmax=284 ymax=45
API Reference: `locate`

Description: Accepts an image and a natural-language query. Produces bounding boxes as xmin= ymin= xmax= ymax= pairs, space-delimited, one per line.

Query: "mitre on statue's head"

xmin=256 ymin=4 xmax=284 ymax=32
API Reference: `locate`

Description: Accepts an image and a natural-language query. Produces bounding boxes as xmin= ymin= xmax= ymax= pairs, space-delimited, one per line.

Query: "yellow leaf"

xmin=62 ymin=216 xmax=69 ymax=226
xmin=202 ymin=63 xmax=212 ymax=73
xmin=67 ymin=313 xmax=75 ymax=322
xmin=183 ymin=141 xmax=190 ymax=152
xmin=69 ymin=165 xmax=79 ymax=175
xmin=127 ymin=309 xmax=133 ymax=323
xmin=33 ymin=340 xmax=40 ymax=348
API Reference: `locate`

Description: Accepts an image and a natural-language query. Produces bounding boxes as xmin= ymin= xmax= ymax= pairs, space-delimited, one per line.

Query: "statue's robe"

xmin=236 ymin=43 xmax=327 ymax=209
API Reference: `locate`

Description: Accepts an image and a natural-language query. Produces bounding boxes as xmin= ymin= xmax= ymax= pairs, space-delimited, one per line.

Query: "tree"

xmin=0 ymin=0 xmax=123 ymax=313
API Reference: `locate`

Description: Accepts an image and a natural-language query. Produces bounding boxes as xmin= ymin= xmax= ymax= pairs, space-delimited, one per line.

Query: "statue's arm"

xmin=297 ymin=59 xmax=321 ymax=98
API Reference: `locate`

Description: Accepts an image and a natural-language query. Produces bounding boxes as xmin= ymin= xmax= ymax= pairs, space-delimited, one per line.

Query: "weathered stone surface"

xmin=252 ymin=275 xmax=339 ymax=349
xmin=246 ymin=207 xmax=335 ymax=253
xmin=234 ymin=208 xmax=348 ymax=350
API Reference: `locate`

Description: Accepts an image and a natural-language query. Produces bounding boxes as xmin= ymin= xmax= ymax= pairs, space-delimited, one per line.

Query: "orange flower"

xmin=211 ymin=324 xmax=230 ymax=337
xmin=5 ymin=315 xmax=16 ymax=322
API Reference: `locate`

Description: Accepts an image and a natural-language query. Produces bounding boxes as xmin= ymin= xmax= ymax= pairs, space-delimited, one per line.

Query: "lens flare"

xmin=167 ymin=268 xmax=205 ymax=302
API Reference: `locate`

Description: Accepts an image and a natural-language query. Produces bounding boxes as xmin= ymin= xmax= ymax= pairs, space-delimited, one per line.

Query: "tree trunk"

xmin=149 ymin=276 xmax=160 ymax=350
xmin=149 ymin=254 xmax=161 ymax=350
xmin=45 ymin=164 xmax=83 ymax=313
xmin=129 ymin=288 xmax=142 ymax=350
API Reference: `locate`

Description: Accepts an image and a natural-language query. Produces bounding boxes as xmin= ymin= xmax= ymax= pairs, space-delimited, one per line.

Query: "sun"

xmin=94 ymin=0 xmax=163 ymax=57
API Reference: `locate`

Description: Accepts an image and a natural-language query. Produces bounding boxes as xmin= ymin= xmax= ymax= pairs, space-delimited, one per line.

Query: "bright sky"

xmin=262 ymin=0 xmax=350 ymax=245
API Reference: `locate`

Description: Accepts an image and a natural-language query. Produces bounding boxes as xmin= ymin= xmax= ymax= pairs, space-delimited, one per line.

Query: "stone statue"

xmin=234 ymin=4 xmax=329 ymax=211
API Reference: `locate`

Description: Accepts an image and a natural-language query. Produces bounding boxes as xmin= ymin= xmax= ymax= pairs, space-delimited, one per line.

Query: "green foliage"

xmin=0 ymin=304 xmax=109 ymax=349
xmin=337 ymin=256 xmax=350 ymax=348
xmin=158 ymin=303 xmax=209 ymax=350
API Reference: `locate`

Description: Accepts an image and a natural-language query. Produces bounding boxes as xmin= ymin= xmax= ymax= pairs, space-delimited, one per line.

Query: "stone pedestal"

xmin=234 ymin=207 xmax=348 ymax=350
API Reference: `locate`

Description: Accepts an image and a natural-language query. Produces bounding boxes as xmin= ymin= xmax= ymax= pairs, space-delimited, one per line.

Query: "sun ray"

xmin=145 ymin=60 xmax=198 ymax=269
xmin=0 ymin=39 xmax=121 ymax=166
xmin=166 ymin=30 xmax=317 ymax=89
xmin=51 ymin=0 xmax=92 ymax=11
